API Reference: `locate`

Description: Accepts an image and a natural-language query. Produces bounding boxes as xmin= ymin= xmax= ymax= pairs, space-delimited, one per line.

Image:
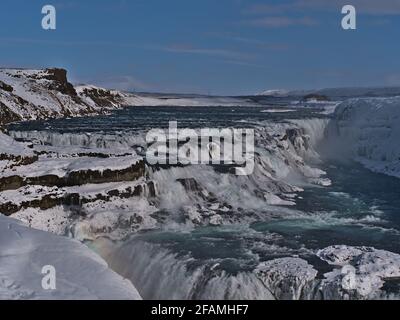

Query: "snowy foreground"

xmin=0 ymin=215 xmax=141 ymax=300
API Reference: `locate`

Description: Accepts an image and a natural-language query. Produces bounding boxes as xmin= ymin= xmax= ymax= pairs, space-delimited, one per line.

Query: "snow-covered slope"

xmin=0 ymin=131 xmax=33 ymax=158
xmin=0 ymin=68 xmax=257 ymax=126
xmin=0 ymin=68 xmax=128 ymax=125
xmin=328 ymin=96 xmax=400 ymax=178
xmin=257 ymin=89 xmax=289 ymax=97
xmin=0 ymin=214 xmax=141 ymax=300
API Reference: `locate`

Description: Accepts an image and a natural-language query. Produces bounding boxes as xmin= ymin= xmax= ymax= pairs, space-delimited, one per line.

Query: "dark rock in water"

xmin=281 ymin=128 xmax=310 ymax=151
xmin=0 ymin=180 xmax=156 ymax=216
xmin=302 ymin=94 xmax=329 ymax=102
xmin=0 ymin=80 xmax=13 ymax=92
xmin=0 ymin=102 xmax=22 ymax=125
xmin=176 ymin=178 xmax=202 ymax=192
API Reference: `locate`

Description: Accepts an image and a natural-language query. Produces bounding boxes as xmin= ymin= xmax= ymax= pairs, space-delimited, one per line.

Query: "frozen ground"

xmin=0 ymin=215 xmax=141 ymax=300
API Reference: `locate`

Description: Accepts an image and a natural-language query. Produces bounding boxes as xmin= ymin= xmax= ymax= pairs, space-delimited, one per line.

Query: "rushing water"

xmin=7 ymin=105 xmax=326 ymax=133
xmin=87 ymin=159 xmax=400 ymax=300
xmin=8 ymin=104 xmax=400 ymax=299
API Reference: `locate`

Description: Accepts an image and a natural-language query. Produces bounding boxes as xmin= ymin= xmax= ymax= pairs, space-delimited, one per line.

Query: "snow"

xmin=330 ymin=96 xmax=400 ymax=178
xmin=258 ymin=89 xmax=289 ymax=97
xmin=0 ymin=154 xmax=142 ymax=178
xmin=0 ymin=132 xmax=33 ymax=157
xmin=70 ymin=197 xmax=158 ymax=241
xmin=318 ymin=245 xmax=400 ymax=298
xmin=0 ymin=69 xmax=95 ymax=121
xmin=0 ymin=180 xmax=146 ymax=207
xmin=255 ymin=257 xmax=318 ymax=300
xmin=10 ymin=130 xmax=147 ymax=152
xmin=0 ymin=214 xmax=141 ymax=300
xmin=1 ymin=68 xmax=259 ymax=127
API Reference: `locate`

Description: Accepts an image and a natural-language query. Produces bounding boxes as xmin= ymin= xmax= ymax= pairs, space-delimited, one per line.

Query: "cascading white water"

xmin=94 ymin=238 xmax=278 ymax=300
xmin=10 ymin=130 xmax=147 ymax=150
xmin=9 ymin=118 xmax=343 ymax=300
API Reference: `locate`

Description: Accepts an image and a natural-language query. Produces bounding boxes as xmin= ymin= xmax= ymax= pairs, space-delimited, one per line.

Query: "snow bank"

xmin=0 ymin=132 xmax=33 ymax=157
xmin=0 ymin=215 xmax=141 ymax=300
xmin=0 ymin=154 xmax=141 ymax=179
xmin=330 ymin=97 xmax=400 ymax=178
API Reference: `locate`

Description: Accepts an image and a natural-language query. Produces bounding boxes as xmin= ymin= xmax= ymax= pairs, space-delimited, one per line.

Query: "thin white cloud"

xmin=162 ymin=44 xmax=252 ymax=60
xmin=247 ymin=0 xmax=400 ymax=15
xmin=205 ymin=32 xmax=291 ymax=50
xmin=249 ymin=16 xmax=318 ymax=28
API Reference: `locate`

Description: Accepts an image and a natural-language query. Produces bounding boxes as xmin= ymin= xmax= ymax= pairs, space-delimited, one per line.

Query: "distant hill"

xmin=258 ymin=86 xmax=400 ymax=99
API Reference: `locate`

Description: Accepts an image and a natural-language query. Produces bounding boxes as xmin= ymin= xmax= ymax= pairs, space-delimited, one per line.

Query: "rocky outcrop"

xmin=0 ymin=159 xmax=146 ymax=192
xmin=42 ymin=68 xmax=78 ymax=97
xmin=302 ymin=94 xmax=330 ymax=102
xmin=315 ymin=245 xmax=400 ymax=299
xmin=76 ymin=86 xmax=124 ymax=108
xmin=0 ymin=181 xmax=156 ymax=216
xmin=0 ymin=80 xmax=13 ymax=92
xmin=255 ymin=258 xmax=318 ymax=300
xmin=0 ymin=102 xmax=21 ymax=125
xmin=0 ymin=68 xmax=129 ymax=126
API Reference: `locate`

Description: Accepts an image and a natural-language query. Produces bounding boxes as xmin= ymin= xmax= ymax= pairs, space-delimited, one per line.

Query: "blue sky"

xmin=1 ymin=0 xmax=400 ymax=95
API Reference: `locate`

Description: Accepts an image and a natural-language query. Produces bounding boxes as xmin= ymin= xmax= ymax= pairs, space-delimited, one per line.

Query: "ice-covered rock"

xmin=0 ymin=68 xmax=120 ymax=124
xmin=255 ymin=258 xmax=318 ymax=300
xmin=317 ymin=245 xmax=400 ymax=299
xmin=329 ymin=97 xmax=400 ymax=178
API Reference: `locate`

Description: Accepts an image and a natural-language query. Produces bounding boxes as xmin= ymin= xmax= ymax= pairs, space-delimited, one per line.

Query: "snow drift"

xmin=327 ymin=96 xmax=400 ymax=178
xmin=0 ymin=215 xmax=141 ymax=300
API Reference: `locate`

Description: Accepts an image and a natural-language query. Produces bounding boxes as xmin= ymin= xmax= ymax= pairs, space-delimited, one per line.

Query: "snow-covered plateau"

xmin=1 ymin=69 xmax=400 ymax=300
xmin=0 ymin=68 xmax=257 ymax=126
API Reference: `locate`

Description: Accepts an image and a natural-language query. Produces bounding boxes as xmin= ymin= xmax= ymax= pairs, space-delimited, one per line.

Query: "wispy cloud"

xmin=248 ymin=16 xmax=318 ymax=28
xmin=221 ymin=59 xmax=269 ymax=69
xmin=162 ymin=44 xmax=252 ymax=60
xmin=1 ymin=37 xmax=252 ymax=60
xmin=298 ymin=0 xmax=400 ymax=15
xmin=243 ymin=0 xmax=399 ymax=29
xmin=243 ymin=2 xmax=319 ymax=29
xmin=246 ymin=0 xmax=400 ymax=16
xmin=205 ymin=32 xmax=290 ymax=50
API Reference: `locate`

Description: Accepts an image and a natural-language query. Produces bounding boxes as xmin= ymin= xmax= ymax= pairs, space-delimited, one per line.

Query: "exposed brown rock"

xmin=0 ymin=102 xmax=22 ymax=125
xmin=0 ymin=160 xmax=146 ymax=192
xmin=0 ymin=80 xmax=13 ymax=92
xmin=0 ymin=181 xmax=156 ymax=216
xmin=43 ymin=68 xmax=78 ymax=97
xmin=80 ymin=87 xmax=123 ymax=108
